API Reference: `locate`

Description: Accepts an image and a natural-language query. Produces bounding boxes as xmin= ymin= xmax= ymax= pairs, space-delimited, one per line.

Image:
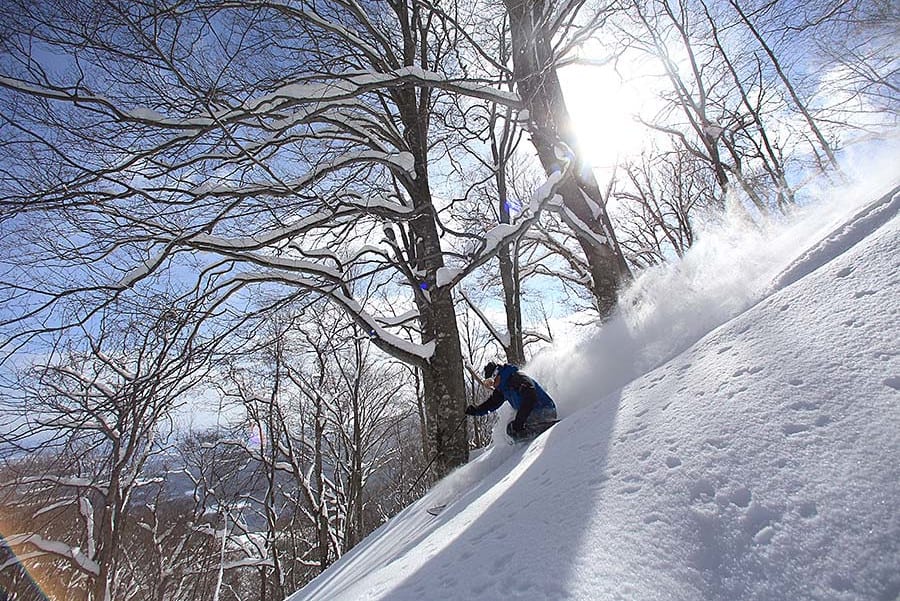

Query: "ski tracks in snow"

xmin=770 ymin=183 xmax=900 ymax=292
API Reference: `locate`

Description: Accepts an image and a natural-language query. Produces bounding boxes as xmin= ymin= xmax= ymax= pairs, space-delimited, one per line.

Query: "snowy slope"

xmin=289 ymin=183 xmax=900 ymax=601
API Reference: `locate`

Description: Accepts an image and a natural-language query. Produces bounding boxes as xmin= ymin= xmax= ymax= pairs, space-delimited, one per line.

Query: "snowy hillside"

xmin=289 ymin=181 xmax=900 ymax=601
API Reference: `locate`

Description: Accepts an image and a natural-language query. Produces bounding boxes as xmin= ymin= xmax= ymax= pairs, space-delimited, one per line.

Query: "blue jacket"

xmin=471 ymin=364 xmax=556 ymax=429
xmin=496 ymin=364 xmax=555 ymax=412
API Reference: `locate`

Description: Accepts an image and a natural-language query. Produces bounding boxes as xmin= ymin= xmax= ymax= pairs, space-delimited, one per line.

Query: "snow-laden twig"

xmin=5 ymin=533 xmax=101 ymax=576
xmin=438 ymin=145 xmax=575 ymax=291
xmin=243 ymin=67 xmax=520 ymax=115
xmin=20 ymin=475 xmax=109 ymax=496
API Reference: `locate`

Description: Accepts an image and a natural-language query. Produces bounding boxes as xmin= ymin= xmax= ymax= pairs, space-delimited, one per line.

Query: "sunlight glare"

xmin=559 ymin=62 xmax=653 ymax=169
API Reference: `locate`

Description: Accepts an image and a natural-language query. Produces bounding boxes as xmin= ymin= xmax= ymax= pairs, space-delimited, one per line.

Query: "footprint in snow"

xmin=783 ymin=409 xmax=833 ymax=435
xmin=729 ymin=487 xmax=752 ymax=508
xmin=884 ymin=376 xmax=900 ymax=391
xmin=690 ymin=479 xmax=716 ymax=503
xmin=705 ymin=438 xmax=729 ymax=450
xmin=782 ymin=423 xmax=811 ymax=435
xmin=743 ymin=503 xmax=782 ymax=546
xmin=618 ymin=476 xmax=643 ymax=494
xmin=835 ymin=266 xmax=854 ymax=278
xmin=797 ymin=501 xmax=818 ymax=518
xmin=788 ymin=400 xmax=820 ymax=411
xmin=733 ymin=366 xmax=764 ymax=377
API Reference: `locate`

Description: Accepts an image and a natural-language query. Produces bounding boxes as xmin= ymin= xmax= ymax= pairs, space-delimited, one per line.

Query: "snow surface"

xmin=289 ymin=180 xmax=900 ymax=601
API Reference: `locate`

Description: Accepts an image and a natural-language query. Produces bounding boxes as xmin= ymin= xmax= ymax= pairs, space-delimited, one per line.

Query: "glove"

xmin=464 ymin=405 xmax=479 ymax=416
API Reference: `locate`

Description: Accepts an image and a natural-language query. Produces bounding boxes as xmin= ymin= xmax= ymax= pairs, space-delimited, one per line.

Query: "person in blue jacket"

xmin=464 ymin=361 xmax=558 ymax=440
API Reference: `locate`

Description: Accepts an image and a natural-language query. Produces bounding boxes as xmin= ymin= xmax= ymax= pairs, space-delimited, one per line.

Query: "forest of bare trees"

xmin=0 ymin=0 xmax=894 ymax=598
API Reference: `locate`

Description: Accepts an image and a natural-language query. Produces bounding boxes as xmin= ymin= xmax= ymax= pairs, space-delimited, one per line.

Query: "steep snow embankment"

xmin=290 ymin=185 xmax=900 ymax=601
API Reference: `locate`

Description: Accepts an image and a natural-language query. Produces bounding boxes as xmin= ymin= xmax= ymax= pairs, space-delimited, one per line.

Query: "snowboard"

xmin=426 ymin=504 xmax=447 ymax=516
xmin=507 ymin=419 xmax=559 ymax=444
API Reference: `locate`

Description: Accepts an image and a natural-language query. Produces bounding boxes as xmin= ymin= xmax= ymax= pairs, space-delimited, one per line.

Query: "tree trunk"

xmin=93 ymin=457 xmax=125 ymax=601
xmin=499 ymin=238 xmax=525 ymax=365
xmin=410 ymin=216 xmax=468 ymax=478
xmin=492 ymin=104 xmax=526 ymax=365
xmin=349 ymin=348 xmax=364 ymax=548
xmin=504 ymin=0 xmax=631 ymax=318
xmin=313 ymin=398 xmax=329 ymax=572
xmin=396 ymin=87 xmax=469 ymax=479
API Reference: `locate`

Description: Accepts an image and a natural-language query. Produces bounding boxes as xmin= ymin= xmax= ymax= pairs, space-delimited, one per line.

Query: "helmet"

xmin=482 ymin=361 xmax=499 ymax=379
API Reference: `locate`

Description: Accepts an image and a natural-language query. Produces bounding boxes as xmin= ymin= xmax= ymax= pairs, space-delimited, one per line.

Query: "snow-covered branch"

xmin=5 ymin=533 xmax=101 ymax=576
xmin=439 ymin=148 xmax=574 ymax=291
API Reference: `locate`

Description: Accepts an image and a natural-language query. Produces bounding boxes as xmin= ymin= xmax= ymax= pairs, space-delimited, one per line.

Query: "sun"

xmin=558 ymin=60 xmax=655 ymax=170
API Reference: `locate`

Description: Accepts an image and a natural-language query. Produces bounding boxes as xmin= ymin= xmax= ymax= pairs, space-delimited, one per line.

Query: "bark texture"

xmin=505 ymin=0 xmax=631 ymax=317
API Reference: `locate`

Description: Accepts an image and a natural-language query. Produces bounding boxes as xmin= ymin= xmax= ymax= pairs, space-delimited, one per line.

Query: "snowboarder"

xmin=464 ymin=361 xmax=558 ymax=441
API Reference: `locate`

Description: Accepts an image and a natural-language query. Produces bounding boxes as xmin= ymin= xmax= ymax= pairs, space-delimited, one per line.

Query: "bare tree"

xmin=619 ymin=0 xmax=778 ymax=213
xmin=0 ymin=0 xmax=578 ymax=480
xmin=175 ymin=428 xmax=281 ymax=601
xmin=503 ymin=0 xmax=633 ymax=318
xmin=612 ymin=0 xmax=890 ymax=219
xmin=723 ymin=0 xmax=840 ymax=172
xmin=615 ymin=148 xmax=722 ymax=267
xmin=791 ymin=0 xmax=898 ymax=134
xmin=1 ymin=304 xmax=212 ymax=601
xmin=123 ymin=485 xmax=221 ymax=601
xmin=200 ymin=303 xmax=418 ymax=593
